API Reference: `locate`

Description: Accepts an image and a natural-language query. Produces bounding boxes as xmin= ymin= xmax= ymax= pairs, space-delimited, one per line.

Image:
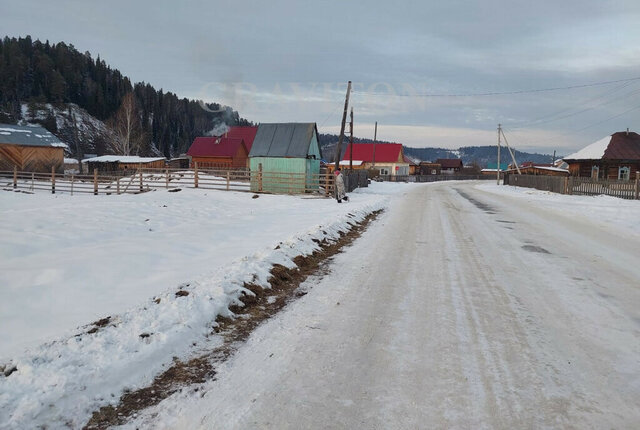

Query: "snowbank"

xmin=476 ymin=183 xmax=640 ymax=237
xmin=0 ymin=183 xmax=403 ymax=429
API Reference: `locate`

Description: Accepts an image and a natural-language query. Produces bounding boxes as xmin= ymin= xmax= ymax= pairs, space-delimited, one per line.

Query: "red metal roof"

xmin=436 ymin=158 xmax=463 ymax=169
xmin=603 ymin=131 xmax=640 ymax=160
xmin=187 ymin=137 xmax=247 ymax=158
xmin=341 ymin=143 xmax=403 ymax=163
xmin=225 ymin=126 xmax=258 ymax=151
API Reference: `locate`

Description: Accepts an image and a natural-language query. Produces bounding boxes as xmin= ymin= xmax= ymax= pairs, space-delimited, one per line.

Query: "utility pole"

xmin=497 ymin=124 xmax=501 ymax=184
xmin=500 ymin=127 xmax=521 ymax=174
xmin=70 ymin=106 xmax=83 ymax=174
xmin=372 ymin=121 xmax=378 ymax=168
xmin=349 ymin=107 xmax=354 ymax=170
xmin=552 ymin=150 xmax=556 ymax=165
xmin=334 ymin=81 xmax=352 ymax=171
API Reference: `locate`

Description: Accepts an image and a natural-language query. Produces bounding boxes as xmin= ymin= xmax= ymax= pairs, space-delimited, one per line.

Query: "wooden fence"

xmin=380 ymin=174 xmax=494 ymax=183
xmin=504 ymin=173 xmax=640 ymax=200
xmin=0 ymin=165 xmax=345 ymax=197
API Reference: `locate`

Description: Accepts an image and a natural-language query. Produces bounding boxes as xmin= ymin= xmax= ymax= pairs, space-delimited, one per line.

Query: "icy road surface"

xmin=128 ymin=182 xmax=640 ymax=429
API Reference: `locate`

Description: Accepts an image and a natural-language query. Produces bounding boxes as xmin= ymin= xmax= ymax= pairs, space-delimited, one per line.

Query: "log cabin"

xmin=340 ymin=143 xmax=409 ymax=176
xmin=0 ymin=123 xmax=67 ymax=172
xmin=563 ymin=131 xmax=640 ymax=181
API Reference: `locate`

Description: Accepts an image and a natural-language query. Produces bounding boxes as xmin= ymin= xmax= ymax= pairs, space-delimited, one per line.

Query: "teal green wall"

xmin=249 ymin=129 xmax=322 ymax=194
xmin=250 ymin=157 xmax=322 ymax=194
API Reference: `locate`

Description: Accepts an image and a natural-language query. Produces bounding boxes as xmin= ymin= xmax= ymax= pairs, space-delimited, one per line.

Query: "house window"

xmin=379 ymin=168 xmax=389 ymax=175
xmin=618 ymin=166 xmax=630 ymax=181
xmin=591 ymin=165 xmax=599 ymax=179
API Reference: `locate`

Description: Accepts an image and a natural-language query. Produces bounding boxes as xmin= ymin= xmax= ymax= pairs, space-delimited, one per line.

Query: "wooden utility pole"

xmin=497 ymin=124 xmax=501 ymax=185
xmin=349 ymin=107 xmax=354 ymax=170
xmin=500 ymin=127 xmax=521 ymax=175
xmin=334 ymin=81 xmax=352 ymax=171
xmin=372 ymin=121 xmax=378 ymax=168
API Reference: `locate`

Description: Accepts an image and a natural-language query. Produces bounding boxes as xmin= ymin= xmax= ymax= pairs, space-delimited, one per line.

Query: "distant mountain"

xmin=0 ymin=36 xmax=250 ymax=157
xmin=404 ymin=146 xmax=556 ymax=167
xmin=318 ymin=133 xmax=555 ymax=167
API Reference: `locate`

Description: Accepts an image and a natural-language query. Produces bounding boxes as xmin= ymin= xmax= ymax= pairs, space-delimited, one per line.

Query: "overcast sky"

xmin=3 ymin=0 xmax=640 ymax=154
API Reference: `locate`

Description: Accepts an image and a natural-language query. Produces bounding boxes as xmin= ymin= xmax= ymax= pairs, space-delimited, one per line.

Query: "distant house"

xmin=0 ymin=123 xmax=67 ymax=172
xmin=419 ymin=162 xmax=441 ymax=175
xmin=505 ymin=162 xmax=569 ymax=177
xmin=563 ymin=131 xmax=640 ymax=180
xmin=481 ymin=162 xmax=508 ymax=176
xmin=340 ymin=143 xmax=409 ymax=176
xmin=83 ymin=155 xmax=166 ymax=173
xmin=436 ymin=158 xmax=463 ymax=174
xmin=187 ymin=136 xmax=249 ymax=169
xmin=404 ymin=155 xmax=420 ymax=175
xmin=225 ymin=126 xmax=258 ymax=152
xmin=248 ymin=122 xmax=322 ymax=193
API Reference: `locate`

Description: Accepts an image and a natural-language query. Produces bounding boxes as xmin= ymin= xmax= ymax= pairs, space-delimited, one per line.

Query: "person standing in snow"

xmin=334 ymin=168 xmax=348 ymax=203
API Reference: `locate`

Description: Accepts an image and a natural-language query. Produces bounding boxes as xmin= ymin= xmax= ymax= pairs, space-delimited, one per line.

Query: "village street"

xmin=128 ymin=181 xmax=640 ymax=429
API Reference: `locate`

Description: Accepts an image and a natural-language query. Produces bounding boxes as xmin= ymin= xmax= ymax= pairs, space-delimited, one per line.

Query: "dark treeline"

xmin=0 ymin=36 xmax=250 ymax=156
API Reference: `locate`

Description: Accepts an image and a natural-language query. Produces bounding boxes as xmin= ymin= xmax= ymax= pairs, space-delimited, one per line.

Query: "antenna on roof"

xmin=627 ymin=128 xmax=629 ymax=136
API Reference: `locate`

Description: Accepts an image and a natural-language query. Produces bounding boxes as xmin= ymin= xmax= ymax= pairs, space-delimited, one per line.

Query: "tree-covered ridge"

xmin=0 ymin=36 xmax=250 ymax=157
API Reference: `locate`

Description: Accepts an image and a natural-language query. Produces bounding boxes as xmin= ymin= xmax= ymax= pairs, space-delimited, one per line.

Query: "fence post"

xmin=51 ymin=166 xmax=55 ymax=194
xmin=258 ymin=163 xmax=263 ymax=192
xmin=635 ymin=172 xmax=639 ymax=200
xmin=13 ymin=165 xmax=17 ymax=189
xmin=194 ymin=162 xmax=199 ymax=188
xmin=94 ymin=168 xmax=98 ymax=195
xmin=325 ymin=169 xmax=330 ymax=197
xmin=71 ymin=174 xmax=74 ymax=196
xmin=226 ymin=170 xmax=230 ymax=191
xmin=165 ymin=169 xmax=169 ymax=189
xmin=563 ymin=176 xmax=569 ymax=195
xmin=567 ymin=177 xmax=573 ymax=195
xmin=139 ymin=164 xmax=143 ymax=192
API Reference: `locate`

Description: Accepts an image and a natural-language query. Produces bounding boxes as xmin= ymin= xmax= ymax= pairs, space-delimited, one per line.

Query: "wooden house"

xmin=436 ymin=158 xmax=463 ymax=174
xmin=0 ymin=123 xmax=67 ymax=172
xmin=563 ymin=131 xmax=640 ymax=180
xmin=341 ymin=143 xmax=409 ymax=176
xmin=83 ymin=155 xmax=166 ymax=173
xmin=419 ymin=162 xmax=441 ymax=175
xmin=187 ymin=136 xmax=249 ymax=169
xmin=249 ymin=123 xmax=322 ymax=193
xmin=404 ymin=155 xmax=420 ymax=175
xmin=225 ymin=126 xmax=258 ymax=152
xmin=504 ymin=162 xmax=569 ymax=177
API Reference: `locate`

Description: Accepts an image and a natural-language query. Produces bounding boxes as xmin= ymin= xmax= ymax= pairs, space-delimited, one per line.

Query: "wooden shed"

xmin=0 ymin=123 xmax=67 ymax=172
xmin=249 ymin=123 xmax=322 ymax=193
xmin=563 ymin=131 xmax=640 ymax=181
xmin=83 ymin=155 xmax=166 ymax=173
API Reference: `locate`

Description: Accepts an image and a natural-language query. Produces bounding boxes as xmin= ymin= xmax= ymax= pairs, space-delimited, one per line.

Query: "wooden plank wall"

xmin=0 ymin=143 xmax=64 ymax=172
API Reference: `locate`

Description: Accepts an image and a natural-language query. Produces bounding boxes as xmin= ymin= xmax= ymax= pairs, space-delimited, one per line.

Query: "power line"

xmin=353 ymin=76 xmax=640 ymax=98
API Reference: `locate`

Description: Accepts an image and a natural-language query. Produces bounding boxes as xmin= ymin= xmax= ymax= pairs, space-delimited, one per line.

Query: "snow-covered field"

xmin=0 ymin=182 xmax=412 ymax=429
xmin=477 ymin=183 xmax=640 ymax=237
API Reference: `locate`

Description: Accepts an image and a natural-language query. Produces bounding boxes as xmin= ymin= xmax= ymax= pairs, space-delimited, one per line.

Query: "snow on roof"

xmin=64 ymin=158 xmax=79 ymax=164
xmin=564 ymin=135 xmax=611 ymax=160
xmin=0 ymin=123 xmax=68 ymax=148
xmin=338 ymin=160 xmax=364 ymax=166
xmin=534 ymin=166 xmax=569 ymax=173
xmin=83 ymin=155 xmax=165 ymax=163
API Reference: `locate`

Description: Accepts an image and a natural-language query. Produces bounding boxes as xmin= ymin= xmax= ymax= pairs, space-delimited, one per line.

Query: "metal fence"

xmin=504 ymin=173 xmax=640 ymax=200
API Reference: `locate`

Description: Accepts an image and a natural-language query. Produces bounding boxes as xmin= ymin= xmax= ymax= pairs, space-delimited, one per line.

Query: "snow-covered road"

xmin=131 ymin=182 xmax=639 ymax=428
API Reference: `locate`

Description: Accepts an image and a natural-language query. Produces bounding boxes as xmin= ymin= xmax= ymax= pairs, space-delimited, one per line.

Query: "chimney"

xmin=225 ymin=132 xmax=228 ymax=138
xmin=626 ymin=128 xmax=629 ymax=136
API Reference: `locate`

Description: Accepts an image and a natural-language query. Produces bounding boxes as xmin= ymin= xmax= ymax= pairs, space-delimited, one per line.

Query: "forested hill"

xmin=0 ymin=36 xmax=249 ymax=157
xmin=318 ymin=132 xmax=554 ymax=166
xmin=403 ymin=145 xmax=556 ymax=166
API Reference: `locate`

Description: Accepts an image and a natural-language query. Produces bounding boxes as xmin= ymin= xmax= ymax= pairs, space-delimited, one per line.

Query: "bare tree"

xmin=108 ymin=93 xmax=146 ymax=155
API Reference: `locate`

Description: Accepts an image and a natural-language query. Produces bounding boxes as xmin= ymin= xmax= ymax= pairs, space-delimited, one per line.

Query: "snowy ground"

xmin=478 ymin=183 xmax=640 ymax=237
xmin=0 ymin=183 xmax=413 ymax=429
xmin=119 ymin=181 xmax=640 ymax=429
